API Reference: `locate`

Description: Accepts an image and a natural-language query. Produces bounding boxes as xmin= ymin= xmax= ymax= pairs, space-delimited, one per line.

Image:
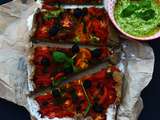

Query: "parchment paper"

xmin=0 ymin=0 xmax=154 ymax=120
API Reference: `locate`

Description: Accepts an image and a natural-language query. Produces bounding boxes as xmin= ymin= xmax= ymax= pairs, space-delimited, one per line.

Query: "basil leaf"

xmin=140 ymin=9 xmax=156 ymax=21
xmin=121 ymin=4 xmax=138 ymax=17
xmin=52 ymin=51 xmax=68 ymax=63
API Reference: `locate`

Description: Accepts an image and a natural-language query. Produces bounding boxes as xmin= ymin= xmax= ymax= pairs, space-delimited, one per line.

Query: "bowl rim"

xmin=105 ymin=0 xmax=160 ymax=41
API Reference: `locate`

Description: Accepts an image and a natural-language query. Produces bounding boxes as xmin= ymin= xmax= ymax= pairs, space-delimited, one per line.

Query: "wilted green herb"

xmin=121 ymin=0 xmax=154 ymax=18
xmin=121 ymin=4 xmax=138 ymax=17
xmin=139 ymin=9 xmax=156 ymax=21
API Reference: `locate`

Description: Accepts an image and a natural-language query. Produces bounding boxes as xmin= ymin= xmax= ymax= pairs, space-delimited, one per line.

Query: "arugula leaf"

xmin=121 ymin=4 xmax=138 ymax=18
xmin=84 ymin=103 xmax=92 ymax=115
xmin=140 ymin=9 xmax=156 ymax=21
xmin=81 ymin=81 xmax=92 ymax=116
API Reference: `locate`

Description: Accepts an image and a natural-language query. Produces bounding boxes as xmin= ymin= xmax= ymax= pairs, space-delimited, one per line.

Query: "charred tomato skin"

xmin=82 ymin=8 xmax=88 ymax=16
xmin=52 ymin=88 xmax=61 ymax=98
xmin=70 ymin=88 xmax=78 ymax=103
xmin=74 ymin=8 xmax=86 ymax=18
xmin=93 ymin=103 xmax=104 ymax=113
xmin=91 ymin=48 xmax=101 ymax=58
xmin=83 ymin=80 xmax=92 ymax=89
xmin=48 ymin=24 xmax=60 ymax=36
xmin=72 ymin=44 xmax=80 ymax=54
xmin=41 ymin=57 xmax=50 ymax=66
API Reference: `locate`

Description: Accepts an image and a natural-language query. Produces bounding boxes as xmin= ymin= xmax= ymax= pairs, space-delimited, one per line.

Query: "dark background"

xmin=0 ymin=0 xmax=160 ymax=120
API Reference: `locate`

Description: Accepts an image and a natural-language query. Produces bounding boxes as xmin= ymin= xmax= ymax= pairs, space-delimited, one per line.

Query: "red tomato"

xmin=34 ymin=19 xmax=55 ymax=39
xmin=54 ymin=72 xmax=65 ymax=80
xmin=91 ymin=69 xmax=106 ymax=81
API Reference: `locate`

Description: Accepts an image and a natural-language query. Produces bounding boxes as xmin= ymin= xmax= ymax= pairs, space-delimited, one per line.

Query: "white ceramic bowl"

xmin=104 ymin=0 xmax=160 ymax=40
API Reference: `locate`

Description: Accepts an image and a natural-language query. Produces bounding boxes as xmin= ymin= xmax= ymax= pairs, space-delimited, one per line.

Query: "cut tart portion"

xmin=30 ymin=45 xmax=113 ymax=89
xmin=43 ymin=0 xmax=102 ymax=5
xmin=32 ymin=6 xmax=109 ymax=46
xmin=34 ymin=66 xmax=122 ymax=120
xmin=35 ymin=81 xmax=88 ymax=119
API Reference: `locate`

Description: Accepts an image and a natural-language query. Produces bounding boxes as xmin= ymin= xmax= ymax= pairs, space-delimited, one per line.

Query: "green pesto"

xmin=114 ymin=0 xmax=160 ymax=37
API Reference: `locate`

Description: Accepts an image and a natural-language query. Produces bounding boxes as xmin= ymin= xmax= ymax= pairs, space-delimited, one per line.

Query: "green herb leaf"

xmin=90 ymin=35 xmax=100 ymax=44
xmin=43 ymin=10 xmax=63 ymax=20
xmin=50 ymin=10 xmax=63 ymax=17
xmin=52 ymin=80 xmax=60 ymax=87
xmin=66 ymin=58 xmax=74 ymax=65
xmin=52 ymin=76 xmax=67 ymax=87
xmin=52 ymin=51 xmax=68 ymax=63
xmin=84 ymin=103 xmax=92 ymax=115
xmin=140 ymin=9 xmax=156 ymax=21
xmin=121 ymin=4 xmax=138 ymax=18
xmin=73 ymin=36 xmax=80 ymax=43
xmin=81 ymin=81 xmax=92 ymax=116
xmin=73 ymin=66 xmax=80 ymax=73
xmin=60 ymin=76 xmax=67 ymax=81
xmin=43 ymin=14 xmax=53 ymax=20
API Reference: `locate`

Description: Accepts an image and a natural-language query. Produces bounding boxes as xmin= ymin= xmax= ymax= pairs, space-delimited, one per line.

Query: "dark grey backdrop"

xmin=0 ymin=0 xmax=160 ymax=120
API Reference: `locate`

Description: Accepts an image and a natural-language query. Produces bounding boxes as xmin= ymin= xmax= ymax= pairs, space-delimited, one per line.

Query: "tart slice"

xmin=32 ymin=6 xmax=109 ymax=46
xmin=81 ymin=66 xmax=122 ymax=119
xmin=35 ymin=80 xmax=88 ymax=119
xmin=33 ymin=66 xmax=122 ymax=120
xmin=30 ymin=45 xmax=113 ymax=89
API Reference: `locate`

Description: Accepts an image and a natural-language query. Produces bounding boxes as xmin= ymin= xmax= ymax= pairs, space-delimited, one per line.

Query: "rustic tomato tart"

xmin=28 ymin=2 xmax=123 ymax=119
xmin=32 ymin=6 xmax=109 ymax=46
xmin=35 ymin=81 xmax=88 ymax=119
xmin=34 ymin=66 xmax=122 ymax=120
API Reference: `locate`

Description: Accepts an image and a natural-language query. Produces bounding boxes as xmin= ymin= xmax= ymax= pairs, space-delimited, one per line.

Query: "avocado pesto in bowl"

xmin=114 ymin=0 xmax=160 ymax=37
